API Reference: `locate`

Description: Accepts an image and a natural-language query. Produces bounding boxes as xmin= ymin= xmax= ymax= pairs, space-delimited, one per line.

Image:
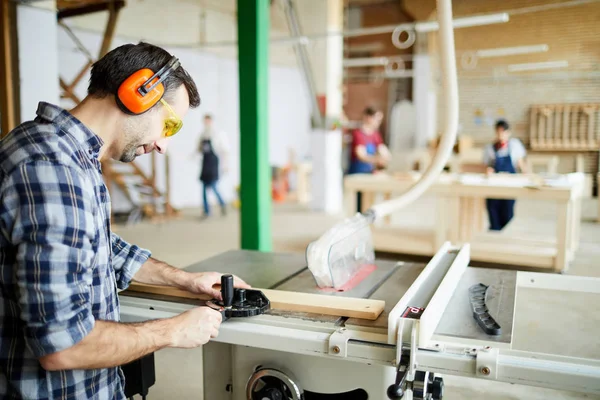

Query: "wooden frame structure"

xmin=0 ymin=0 xmax=19 ymax=138
xmin=57 ymin=0 xmax=178 ymax=222
xmin=530 ymin=103 xmax=600 ymax=151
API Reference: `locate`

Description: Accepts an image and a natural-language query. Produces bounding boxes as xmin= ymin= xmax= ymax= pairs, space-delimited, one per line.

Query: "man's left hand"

xmin=183 ymin=271 xmax=251 ymax=299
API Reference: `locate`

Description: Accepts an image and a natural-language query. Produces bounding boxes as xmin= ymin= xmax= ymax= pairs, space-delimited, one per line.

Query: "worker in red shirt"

xmin=347 ymin=107 xmax=391 ymax=212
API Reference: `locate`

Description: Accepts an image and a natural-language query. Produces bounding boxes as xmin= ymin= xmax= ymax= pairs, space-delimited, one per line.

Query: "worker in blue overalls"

xmin=483 ymin=119 xmax=527 ymax=231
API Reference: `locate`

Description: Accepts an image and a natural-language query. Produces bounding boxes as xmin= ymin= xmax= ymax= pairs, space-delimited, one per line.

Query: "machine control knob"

xmin=221 ymin=274 xmax=234 ymax=308
xmin=386 ymin=384 xmax=404 ymax=399
xmin=428 ymin=377 xmax=444 ymax=400
xmin=262 ymin=387 xmax=283 ymax=400
xmin=237 ymin=288 xmax=247 ymax=304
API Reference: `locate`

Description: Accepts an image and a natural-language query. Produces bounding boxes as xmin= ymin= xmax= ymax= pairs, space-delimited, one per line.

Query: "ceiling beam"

xmin=57 ymin=0 xmax=125 ymax=19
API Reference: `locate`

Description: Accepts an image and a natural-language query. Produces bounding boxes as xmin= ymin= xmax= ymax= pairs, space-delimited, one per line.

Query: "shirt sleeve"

xmin=483 ymin=144 xmax=495 ymax=167
xmin=352 ymin=129 xmax=367 ymax=148
xmin=374 ymin=131 xmax=384 ymax=146
xmin=110 ymin=232 xmax=151 ymax=290
xmin=510 ymin=138 xmax=527 ymax=161
xmin=0 ymin=161 xmax=97 ymax=358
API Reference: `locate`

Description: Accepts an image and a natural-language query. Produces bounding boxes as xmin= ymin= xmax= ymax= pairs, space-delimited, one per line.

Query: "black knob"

xmin=237 ymin=289 xmax=247 ymax=304
xmin=221 ymin=274 xmax=234 ymax=308
xmin=429 ymin=377 xmax=444 ymax=400
xmin=386 ymin=384 xmax=404 ymax=399
xmin=265 ymin=388 xmax=283 ymax=400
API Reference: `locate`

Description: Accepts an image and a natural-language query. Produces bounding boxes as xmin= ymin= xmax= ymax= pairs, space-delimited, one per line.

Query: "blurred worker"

xmin=483 ymin=119 xmax=527 ymax=231
xmin=197 ymin=114 xmax=229 ymax=218
xmin=0 ymin=42 xmax=249 ymax=400
xmin=347 ymin=107 xmax=391 ymax=212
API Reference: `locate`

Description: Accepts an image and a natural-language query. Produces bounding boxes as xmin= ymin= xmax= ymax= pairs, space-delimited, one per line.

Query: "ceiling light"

xmin=508 ymin=60 xmax=569 ymax=72
xmin=415 ymin=13 xmax=510 ymax=33
xmin=343 ymin=57 xmax=389 ymax=68
xmin=476 ymin=44 xmax=549 ymax=58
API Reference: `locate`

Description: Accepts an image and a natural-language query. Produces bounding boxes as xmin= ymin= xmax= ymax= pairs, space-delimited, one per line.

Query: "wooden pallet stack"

xmin=530 ymin=103 xmax=600 ymax=151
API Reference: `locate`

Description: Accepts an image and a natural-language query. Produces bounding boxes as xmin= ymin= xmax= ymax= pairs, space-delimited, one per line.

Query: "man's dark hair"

xmin=88 ymin=42 xmax=200 ymax=110
xmin=204 ymin=114 xmax=212 ymax=120
xmin=363 ymin=107 xmax=378 ymax=117
xmin=495 ymin=119 xmax=510 ymax=131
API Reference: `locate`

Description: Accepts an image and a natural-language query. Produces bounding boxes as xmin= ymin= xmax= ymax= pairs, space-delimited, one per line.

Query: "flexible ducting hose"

xmin=366 ymin=0 xmax=459 ymax=220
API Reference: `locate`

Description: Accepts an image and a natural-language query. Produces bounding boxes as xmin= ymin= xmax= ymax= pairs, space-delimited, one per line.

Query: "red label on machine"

xmin=402 ymin=306 xmax=424 ymax=319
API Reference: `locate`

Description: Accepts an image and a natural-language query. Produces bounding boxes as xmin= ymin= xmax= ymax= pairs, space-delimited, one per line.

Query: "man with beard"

xmin=0 ymin=42 xmax=249 ymax=399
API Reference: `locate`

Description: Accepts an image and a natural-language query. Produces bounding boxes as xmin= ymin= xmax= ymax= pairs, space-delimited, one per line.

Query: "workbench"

xmin=344 ymin=172 xmax=585 ymax=272
xmin=118 ymin=245 xmax=600 ymax=399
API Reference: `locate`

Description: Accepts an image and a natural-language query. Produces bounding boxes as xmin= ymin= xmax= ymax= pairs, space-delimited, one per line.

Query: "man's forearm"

xmin=40 ymin=319 xmax=173 ymax=371
xmin=132 ymin=257 xmax=189 ymax=288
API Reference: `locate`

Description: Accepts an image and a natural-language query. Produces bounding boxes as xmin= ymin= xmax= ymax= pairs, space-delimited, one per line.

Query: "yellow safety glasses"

xmin=160 ymin=98 xmax=183 ymax=137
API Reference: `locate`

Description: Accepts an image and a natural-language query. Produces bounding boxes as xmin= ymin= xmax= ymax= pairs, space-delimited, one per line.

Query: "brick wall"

xmin=417 ymin=0 xmax=600 ymax=174
xmin=343 ymin=2 xmax=414 ymax=138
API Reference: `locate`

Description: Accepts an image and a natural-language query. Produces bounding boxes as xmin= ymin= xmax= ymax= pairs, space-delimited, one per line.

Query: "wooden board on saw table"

xmin=125 ymin=282 xmax=385 ymax=320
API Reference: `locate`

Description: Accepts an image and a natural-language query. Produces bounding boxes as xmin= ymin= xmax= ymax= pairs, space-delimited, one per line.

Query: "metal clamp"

xmin=328 ymin=328 xmax=351 ymax=357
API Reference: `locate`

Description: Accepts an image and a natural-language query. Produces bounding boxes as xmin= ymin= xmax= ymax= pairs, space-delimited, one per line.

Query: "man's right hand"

xmin=169 ymin=307 xmax=223 ymax=348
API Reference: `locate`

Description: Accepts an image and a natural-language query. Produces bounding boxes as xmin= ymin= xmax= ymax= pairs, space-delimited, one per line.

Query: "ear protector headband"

xmin=116 ymin=56 xmax=181 ymax=115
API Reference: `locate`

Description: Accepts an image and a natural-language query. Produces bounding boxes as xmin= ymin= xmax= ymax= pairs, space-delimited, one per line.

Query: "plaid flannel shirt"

xmin=0 ymin=102 xmax=152 ymax=399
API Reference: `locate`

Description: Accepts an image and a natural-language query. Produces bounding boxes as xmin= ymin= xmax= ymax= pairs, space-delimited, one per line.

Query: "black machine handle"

xmin=221 ymin=274 xmax=234 ymax=308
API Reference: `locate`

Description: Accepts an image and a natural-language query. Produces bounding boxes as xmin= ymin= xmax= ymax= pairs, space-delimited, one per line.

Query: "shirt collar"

xmin=35 ymin=102 xmax=104 ymax=158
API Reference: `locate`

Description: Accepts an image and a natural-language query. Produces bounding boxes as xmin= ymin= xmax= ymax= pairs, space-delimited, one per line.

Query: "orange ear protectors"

xmin=116 ymin=56 xmax=181 ymax=115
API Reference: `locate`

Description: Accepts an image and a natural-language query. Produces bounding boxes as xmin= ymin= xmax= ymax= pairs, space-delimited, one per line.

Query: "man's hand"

xmin=375 ymin=155 xmax=389 ymax=168
xmin=132 ymin=259 xmax=250 ymax=299
xmin=169 ymin=307 xmax=223 ymax=348
xmin=486 ymin=167 xmax=495 ymax=175
xmin=39 ymin=308 xmax=224 ymax=371
xmin=184 ymin=271 xmax=251 ymax=300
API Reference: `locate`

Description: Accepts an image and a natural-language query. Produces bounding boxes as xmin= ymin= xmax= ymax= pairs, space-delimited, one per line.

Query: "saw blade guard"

xmin=306 ymin=212 xmax=375 ymax=289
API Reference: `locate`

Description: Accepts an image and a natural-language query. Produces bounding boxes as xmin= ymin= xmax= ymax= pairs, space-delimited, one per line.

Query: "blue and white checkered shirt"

xmin=0 ymin=102 xmax=152 ymax=399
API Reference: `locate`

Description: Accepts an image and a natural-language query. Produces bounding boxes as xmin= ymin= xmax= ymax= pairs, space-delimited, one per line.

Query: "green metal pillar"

xmin=237 ymin=0 xmax=272 ymax=251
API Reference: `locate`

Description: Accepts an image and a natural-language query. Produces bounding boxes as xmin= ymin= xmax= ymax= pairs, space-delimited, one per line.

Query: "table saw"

xmin=118 ymin=243 xmax=600 ymax=399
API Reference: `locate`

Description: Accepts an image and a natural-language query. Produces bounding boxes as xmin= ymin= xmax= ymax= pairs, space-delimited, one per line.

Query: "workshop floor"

xmin=114 ymin=198 xmax=600 ymax=400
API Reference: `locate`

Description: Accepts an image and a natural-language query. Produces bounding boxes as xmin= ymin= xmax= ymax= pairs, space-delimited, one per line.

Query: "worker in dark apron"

xmin=485 ymin=141 xmax=516 ymax=231
xmin=199 ymin=137 xmax=226 ymax=218
xmin=484 ymin=119 xmax=526 ymax=231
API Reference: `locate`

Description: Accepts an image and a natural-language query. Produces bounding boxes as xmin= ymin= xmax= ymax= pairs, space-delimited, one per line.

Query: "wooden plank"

xmin=57 ymin=0 xmax=125 ymax=19
xmin=0 ymin=0 xmax=18 ymax=137
xmin=562 ymin=105 xmax=570 ymax=149
xmin=126 ymin=282 xmax=385 ymax=321
xmin=60 ymin=77 xmax=81 ymax=104
xmin=529 ymin=106 xmax=538 ymax=149
xmin=554 ymin=106 xmax=562 ymax=148
xmin=585 ymin=105 xmax=596 ymax=148
xmin=570 ymin=107 xmax=579 ymax=149
xmin=98 ymin=1 xmax=120 ymax=58
xmin=538 ymin=111 xmax=546 ymax=149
